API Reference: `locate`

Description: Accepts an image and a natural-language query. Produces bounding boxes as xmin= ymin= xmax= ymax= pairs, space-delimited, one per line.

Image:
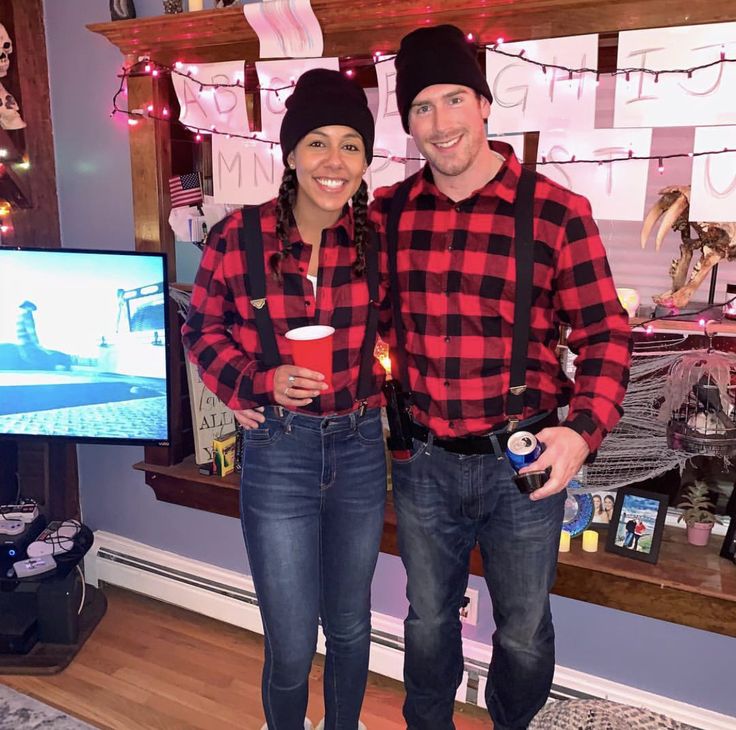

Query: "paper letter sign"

xmin=486 ymin=35 xmax=599 ymax=134
xmin=243 ymin=0 xmax=324 ymax=59
xmin=689 ymin=127 xmax=736 ymax=222
xmin=537 ymin=128 xmax=652 ymax=221
xmin=172 ymin=61 xmax=249 ymax=136
xmin=614 ymin=23 xmax=736 ymax=128
xmin=213 ymin=135 xmax=283 ymax=205
xmin=257 ymin=58 xmax=340 ymax=142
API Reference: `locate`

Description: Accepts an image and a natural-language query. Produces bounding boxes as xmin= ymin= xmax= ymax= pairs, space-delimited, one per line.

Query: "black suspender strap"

xmin=355 ymin=231 xmax=381 ymax=400
xmin=386 ymin=175 xmax=417 ymax=392
xmin=240 ymin=206 xmax=282 ymax=369
xmin=506 ymin=167 xmax=537 ymax=422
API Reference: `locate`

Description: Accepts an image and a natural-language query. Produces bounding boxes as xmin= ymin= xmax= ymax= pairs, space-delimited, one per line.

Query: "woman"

xmin=591 ymin=494 xmax=606 ymax=523
xmin=604 ymin=494 xmax=615 ymax=523
xmin=182 ymin=69 xmax=386 ymax=730
xmin=633 ymin=516 xmax=647 ymax=551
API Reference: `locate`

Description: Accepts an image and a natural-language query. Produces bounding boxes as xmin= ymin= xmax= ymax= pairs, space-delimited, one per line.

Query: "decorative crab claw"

xmin=640 ymin=186 xmax=690 ymax=251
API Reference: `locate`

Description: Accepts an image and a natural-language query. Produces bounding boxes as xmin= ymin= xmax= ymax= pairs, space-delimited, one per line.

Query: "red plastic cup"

xmin=285 ymin=325 xmax=335 ymax=390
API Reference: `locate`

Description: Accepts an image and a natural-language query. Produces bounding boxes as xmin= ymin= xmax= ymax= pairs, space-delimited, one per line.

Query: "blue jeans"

xmin=240 ymin=406 xmax=386 ymax=730
xmin=392 ymin=433 xmax=565 ymax=730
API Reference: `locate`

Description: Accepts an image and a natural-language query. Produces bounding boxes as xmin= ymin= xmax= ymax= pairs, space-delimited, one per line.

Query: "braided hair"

xmin=269 ymin=169 xmax=371 ymax=280
xmin=269 ymin=167 xmax=298 ymax=280
xmin=350 ymin=179 xmax=369 ymax=278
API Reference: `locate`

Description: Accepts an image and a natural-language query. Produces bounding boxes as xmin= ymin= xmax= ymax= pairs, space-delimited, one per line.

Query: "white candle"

xmin=559 ymin=531 xmax=571 ymax=553
xmin=188 ymin=0 xmax=204 ymax=11
xmin=582 ymin=530 xmax=599 ymax=553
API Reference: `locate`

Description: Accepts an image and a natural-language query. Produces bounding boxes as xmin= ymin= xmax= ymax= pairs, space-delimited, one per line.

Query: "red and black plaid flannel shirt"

xmin=369 ymin=141 xmax=632 ymax=454
xmin=182 ymin=200 xmax=386 ymax=415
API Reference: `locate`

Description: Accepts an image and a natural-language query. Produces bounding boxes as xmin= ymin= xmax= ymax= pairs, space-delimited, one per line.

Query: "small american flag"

xmin=169 ymin=173 xmax=203 ymax=209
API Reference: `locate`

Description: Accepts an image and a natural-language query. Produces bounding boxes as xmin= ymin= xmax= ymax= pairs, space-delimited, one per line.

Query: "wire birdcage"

xmin=661 ymin=347 xmax=736 ymax=457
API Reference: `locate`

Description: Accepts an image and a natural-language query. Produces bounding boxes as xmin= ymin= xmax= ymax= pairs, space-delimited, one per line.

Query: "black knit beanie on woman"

xmin=279 ymin=68 xmax=375 ymax=166
xmin=395 ymin=24 xmax=493 ymax=133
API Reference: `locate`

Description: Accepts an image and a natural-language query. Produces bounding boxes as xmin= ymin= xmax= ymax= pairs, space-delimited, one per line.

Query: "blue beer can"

xmin=506 ymin=431 xmax=542 ymax=472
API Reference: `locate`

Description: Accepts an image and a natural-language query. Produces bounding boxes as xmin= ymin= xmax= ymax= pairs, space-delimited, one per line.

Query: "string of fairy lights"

xmin=111 ymin=41 xmax=736 ymax=168
xmin=107 ymin=38 xmax=736 ymax=333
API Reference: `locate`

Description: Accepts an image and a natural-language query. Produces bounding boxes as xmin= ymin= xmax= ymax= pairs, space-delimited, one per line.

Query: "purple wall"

xmin=44 ymin=0 xmax=736 ymax=718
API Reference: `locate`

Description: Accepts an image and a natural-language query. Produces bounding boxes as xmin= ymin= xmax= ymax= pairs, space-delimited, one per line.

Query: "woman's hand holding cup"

xmin=273 ymin=365 xmax=328 ymax=407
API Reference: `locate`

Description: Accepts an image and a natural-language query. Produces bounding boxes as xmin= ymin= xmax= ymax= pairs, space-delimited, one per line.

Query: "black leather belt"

xmin=410 ymin=411 xmax=558 ymax=456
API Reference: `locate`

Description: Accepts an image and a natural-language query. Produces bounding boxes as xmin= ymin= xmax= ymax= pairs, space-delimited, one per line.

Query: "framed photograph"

xmin=589 ymin=490 xmax=617 ymax=530
xmin=605 ymin=488 xmax=668 ymax=564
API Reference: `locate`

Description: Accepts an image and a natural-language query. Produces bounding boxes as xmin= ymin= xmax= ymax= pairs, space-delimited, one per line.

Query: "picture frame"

xmin=588 ymin=490 xmax=617 ymax=532
xmin=605 ymin=488 xmax=668 ymax=564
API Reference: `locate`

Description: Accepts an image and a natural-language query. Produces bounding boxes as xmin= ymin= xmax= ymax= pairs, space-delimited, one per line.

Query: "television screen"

xmin=0 ymin=247 xmax=170 ymax=444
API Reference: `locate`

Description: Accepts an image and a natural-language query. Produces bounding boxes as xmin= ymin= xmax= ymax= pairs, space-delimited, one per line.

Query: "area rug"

xmin=529 ymin=698 xmax=692 ymax=730
xmin=0 ymin=683 xmax=98 ymax=729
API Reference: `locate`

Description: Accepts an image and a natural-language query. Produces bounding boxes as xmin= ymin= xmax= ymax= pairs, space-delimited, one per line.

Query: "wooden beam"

xmin=126 ymin=72 xmax=175 ymax=264
xmin=89 ymin=1 xmax=736 ymax=64
xmin=7 ymin=0 xmax=61 ymax=243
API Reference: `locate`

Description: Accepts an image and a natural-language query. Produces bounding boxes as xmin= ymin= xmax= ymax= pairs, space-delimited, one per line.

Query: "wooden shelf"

xmin=133 ymin=455 xmax=239 ymax=517
xmin=553 ymin=528 xmax=736 ymax=636
xmin=88 ymin=1 xmax=734 ymax=64
xmin=132 ymin=459 xmax=736 ymax=637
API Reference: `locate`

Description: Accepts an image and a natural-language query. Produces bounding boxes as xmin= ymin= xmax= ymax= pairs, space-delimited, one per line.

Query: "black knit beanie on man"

xmin=279 ymin=68 xmax=375 ymax=166
xmin=395 ymin=24 xmax=493 ymax=133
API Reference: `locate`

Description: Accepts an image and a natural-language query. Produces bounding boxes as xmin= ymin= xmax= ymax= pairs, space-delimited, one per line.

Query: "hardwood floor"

xmin=0 ymin=585 xmax=490 ymax=729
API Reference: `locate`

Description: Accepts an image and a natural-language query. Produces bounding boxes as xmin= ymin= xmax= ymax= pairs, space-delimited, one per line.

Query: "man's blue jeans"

xmin=240 ymin=406 xmax=387 ymax=730
xmin=392 ymin=433 xmax=565 ymax=730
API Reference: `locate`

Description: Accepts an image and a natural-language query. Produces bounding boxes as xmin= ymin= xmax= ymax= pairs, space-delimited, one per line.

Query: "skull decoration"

xmin=0 ymin=85 xmax=25 ymax=129
xmin=640 ymin=186 xmax=736 ymax=308
xmin=0 ymin=25 xmax=25 ymax=130
xmin=0 ymin=24 xmax=12 ymax=79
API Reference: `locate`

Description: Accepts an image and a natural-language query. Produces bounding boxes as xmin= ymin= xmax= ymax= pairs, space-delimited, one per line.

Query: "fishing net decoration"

xmin=581 ymin=344 xmax=736 ymax=494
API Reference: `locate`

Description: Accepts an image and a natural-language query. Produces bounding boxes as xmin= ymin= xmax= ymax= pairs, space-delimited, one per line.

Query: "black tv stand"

xmin=0 ymin=555 xmax=107 ymax=674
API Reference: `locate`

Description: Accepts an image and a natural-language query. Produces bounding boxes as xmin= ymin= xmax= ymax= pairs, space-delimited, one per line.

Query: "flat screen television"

xmin=0 ymin=247 xmax=170 ymax=445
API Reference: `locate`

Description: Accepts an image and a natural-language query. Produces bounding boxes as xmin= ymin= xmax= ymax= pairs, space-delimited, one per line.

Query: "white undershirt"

xmin=307 ymin=274 xmax=317 ymax=294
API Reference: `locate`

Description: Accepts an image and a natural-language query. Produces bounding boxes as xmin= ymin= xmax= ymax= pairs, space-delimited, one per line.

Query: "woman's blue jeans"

xmin=391 ymin=433 xmax=565 ymax=730
xmin=240 ymin=406 xmax=387 ymax=730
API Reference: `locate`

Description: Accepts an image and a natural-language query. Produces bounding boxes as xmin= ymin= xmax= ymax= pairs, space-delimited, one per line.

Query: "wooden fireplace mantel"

xmin=88 ymin=1 xmax=735 ymax=64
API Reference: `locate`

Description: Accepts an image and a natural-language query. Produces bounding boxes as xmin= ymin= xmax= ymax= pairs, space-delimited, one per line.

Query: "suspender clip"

xmin=507 ymin=417 xmax=519 ymax=433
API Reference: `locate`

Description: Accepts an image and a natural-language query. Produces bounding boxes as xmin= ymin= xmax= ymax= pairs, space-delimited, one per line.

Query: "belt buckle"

xmin=507 ymin=417 xmax=519 ymax=433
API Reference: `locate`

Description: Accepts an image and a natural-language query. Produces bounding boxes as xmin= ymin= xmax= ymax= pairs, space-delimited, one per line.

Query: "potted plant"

xmin=677 ymin=481 xmax=722 ymax=546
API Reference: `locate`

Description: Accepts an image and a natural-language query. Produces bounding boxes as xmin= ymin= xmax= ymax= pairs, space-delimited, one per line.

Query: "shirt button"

xmin=448 ymin=244 xmax=453 ymax=251
xmin=444 ymin=380 xmax=450 ymax=387
xmin=444 ymin=336 xmax=451 ymax=343
xmin=299 ymin=266 xmax=305 ymax=273
xmin=448 ymin=421 xmax=454 ymax=429
xmin=304 ymin=301 xmax=310 ymax=307
xmin=454 ymin=205 xmax=461 ymax=212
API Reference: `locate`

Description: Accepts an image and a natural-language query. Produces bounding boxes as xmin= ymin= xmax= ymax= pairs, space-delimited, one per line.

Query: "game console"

xmin=0 ymin=503 xmax=40 ymax=523
xmin=0 ymin=514 xmax=45 ymax=569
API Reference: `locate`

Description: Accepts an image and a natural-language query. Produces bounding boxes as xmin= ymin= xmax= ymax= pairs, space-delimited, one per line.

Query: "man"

xmin=14 ymin=300 xmax=72 ymax=371
xmin=236 ymin=23 xmax=632 ymax=730
xmin=370 ymin=25 xmax=632 ymax=729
